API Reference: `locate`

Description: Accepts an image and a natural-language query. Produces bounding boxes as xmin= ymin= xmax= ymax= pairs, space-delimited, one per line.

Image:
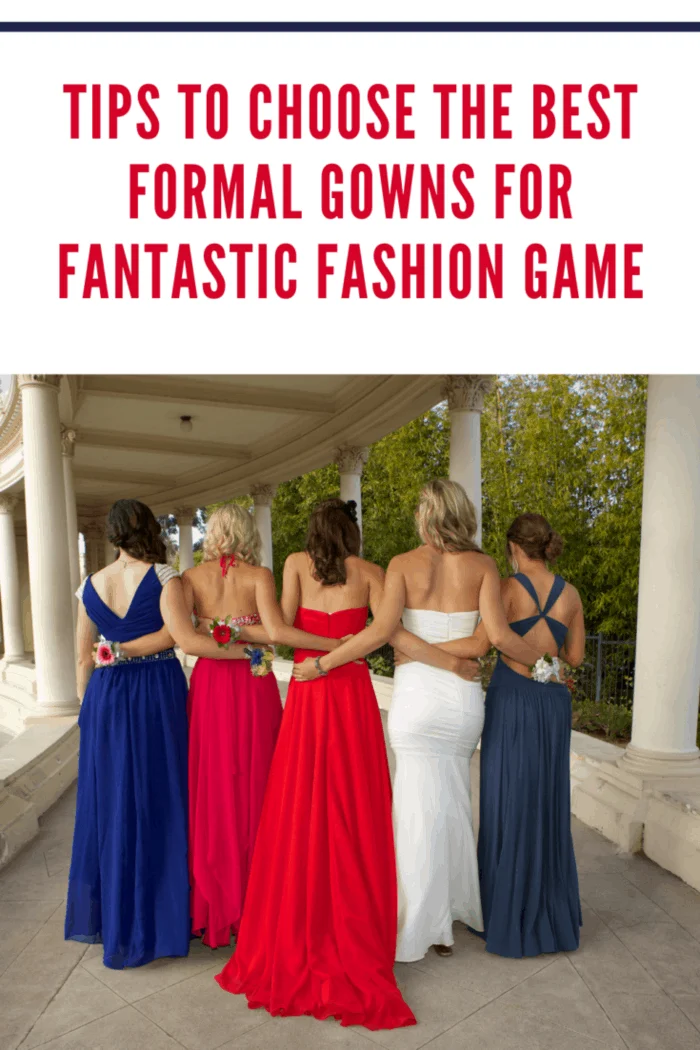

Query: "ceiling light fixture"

xmin=180 ymin=415 xmax=193 ymax=433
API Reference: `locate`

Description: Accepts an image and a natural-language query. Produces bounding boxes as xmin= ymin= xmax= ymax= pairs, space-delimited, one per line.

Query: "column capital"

xmin=251 ymin=484 xmax=276 ymax=507
xmin=17 ymin=375 xmax=62 ymax=391
xmin=441 ymin=375 xmax=495 ymax=413
xmin=60 ymin=425 xmax=77 ymax=458
xmin=334 ymin=445 xmax=369 ymax=476
xmin=0 ymin=493 xmax=19 ymax=515
xmin=174 ymin=505 xmax=196 ymax=523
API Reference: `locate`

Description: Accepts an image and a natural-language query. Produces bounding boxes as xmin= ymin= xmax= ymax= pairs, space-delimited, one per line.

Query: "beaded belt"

xmin=98 ymin=648 xmax=178 ymax=668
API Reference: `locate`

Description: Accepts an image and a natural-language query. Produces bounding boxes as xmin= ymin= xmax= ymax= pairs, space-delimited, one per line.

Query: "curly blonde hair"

xmin=416 ymin=479 xmax=482 ymax=554
xmin=202 ymin=504 xmax=261 ymax=566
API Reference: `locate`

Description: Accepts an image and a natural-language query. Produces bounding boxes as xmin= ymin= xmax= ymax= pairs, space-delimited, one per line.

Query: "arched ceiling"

xmin=1 ymin=374 xmax=446 ymax=517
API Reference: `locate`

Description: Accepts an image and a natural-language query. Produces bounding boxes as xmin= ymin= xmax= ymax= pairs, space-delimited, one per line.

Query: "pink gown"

xmin=188 ymin=567 xmax=282 ymax=947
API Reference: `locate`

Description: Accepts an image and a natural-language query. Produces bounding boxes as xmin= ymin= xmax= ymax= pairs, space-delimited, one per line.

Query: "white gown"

xmin=388 ymin=608 xmax=485 ymax=962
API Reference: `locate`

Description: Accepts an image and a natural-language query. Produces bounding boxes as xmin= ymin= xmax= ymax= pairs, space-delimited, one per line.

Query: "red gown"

xmin=215 ymin=606 xmax=416 ymax=1030
xmin=188 ymin=618 xmax=283 ymax=948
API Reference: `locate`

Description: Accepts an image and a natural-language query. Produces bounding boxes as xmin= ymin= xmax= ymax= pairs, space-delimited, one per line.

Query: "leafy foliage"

xmin=177 ymin=375 xmax=646 ymax=643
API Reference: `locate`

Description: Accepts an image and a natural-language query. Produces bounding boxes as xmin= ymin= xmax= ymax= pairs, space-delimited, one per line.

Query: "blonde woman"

xmin=293 ymin=480 xmax=547 ymax=962
xmin=182 ymin=503 xmax=352 ymax=950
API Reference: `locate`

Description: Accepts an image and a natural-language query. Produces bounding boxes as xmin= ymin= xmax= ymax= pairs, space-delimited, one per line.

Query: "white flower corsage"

xmin=530 ymin=654 xmax=562 ymax=684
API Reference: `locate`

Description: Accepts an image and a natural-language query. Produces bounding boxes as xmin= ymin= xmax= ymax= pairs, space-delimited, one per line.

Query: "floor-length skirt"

xmin=188 ymin=658 xmax=282 ymax=947
xmin=215 ymin=662 xmax=416 ymax=1030
xmin=389 ymin=664 xmax=484 ymax=962
xmin=477 ymin=659 xmax=581 ymax=958
xmin=65 ymin=658 xmax=190 ymax=969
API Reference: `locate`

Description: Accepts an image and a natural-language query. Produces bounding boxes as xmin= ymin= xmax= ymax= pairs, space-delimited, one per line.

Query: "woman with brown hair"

xmin=475 ymin=513 xmax=585 ymax=958
xmin=392 ymin=510 xmax=586 ymax=958
xmin=216 ymin=498 xmax=416 ymax=1031
xmin=65 ymin=499 xmax=262 ymax=969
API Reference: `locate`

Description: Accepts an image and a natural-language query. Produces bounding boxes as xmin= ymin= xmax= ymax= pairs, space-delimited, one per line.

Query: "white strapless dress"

xmin=388 ymin=609 xmax=485 ymax=962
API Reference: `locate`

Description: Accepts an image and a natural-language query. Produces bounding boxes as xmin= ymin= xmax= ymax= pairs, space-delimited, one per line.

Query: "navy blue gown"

xmin=477 ymin=573 xmax=581 ymax=958
xmin=65 ymin=563 xmax=190 ymax=969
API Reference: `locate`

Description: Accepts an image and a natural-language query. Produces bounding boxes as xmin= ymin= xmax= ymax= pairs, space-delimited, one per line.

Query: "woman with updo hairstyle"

xmin=472 ymin=510 xmax=586 ymax=958
xmin=66 ymin=498 xmax=265 ymax=970
xmin=181 ymin=502 xmax=348 ymax=951
xmin=216 ymin=496 xmax=416 ymax=1030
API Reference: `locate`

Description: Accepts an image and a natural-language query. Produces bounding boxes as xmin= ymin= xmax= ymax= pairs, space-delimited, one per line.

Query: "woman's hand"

xmin=393 ymin=649 xmax=412 ymax=668
xmin=454 ymin=657 xmax=482 ymax=682
xmin=292 ymin=657 xmax=320 ymax=681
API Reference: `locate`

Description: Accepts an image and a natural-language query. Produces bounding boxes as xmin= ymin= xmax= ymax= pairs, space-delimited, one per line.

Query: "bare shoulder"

xmin=250 ymin=563 xmax=274 ymax=582
xmin=563 ymin=579 xmax=583 ymax=608
xmin=354 ymin=556 xmax=384 ymax=583
xmin=386 ymin=549 xmax=418 ymax=573
xmin=185 ymin=560 xmax=214 ymax=578
xmin=471 ymin=551 xmax=499 ymax=577
xmin=284 ymin=551 xmax=306 ymax=569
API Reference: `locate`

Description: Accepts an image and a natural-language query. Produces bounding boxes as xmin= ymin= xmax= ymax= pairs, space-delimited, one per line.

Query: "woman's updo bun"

xmin=544 ymin=530 xmax=564 ymax=563
xmin=107 ymin=499 xmax=167 ymax=564
xmin=506 ymin=513 xmax=564 ymax=565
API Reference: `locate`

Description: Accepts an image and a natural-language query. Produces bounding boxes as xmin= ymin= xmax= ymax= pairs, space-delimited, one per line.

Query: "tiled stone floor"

xmin=3 ymin=754 xmax=700 ymax=1050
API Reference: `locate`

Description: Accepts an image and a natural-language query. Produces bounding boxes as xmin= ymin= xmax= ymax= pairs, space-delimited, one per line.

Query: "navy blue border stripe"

xmin=0 ymin=21 xmax=699 ymax=33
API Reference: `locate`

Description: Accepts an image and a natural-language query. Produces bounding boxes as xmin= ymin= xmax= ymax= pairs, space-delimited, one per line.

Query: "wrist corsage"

xmin=530 ymin=654 xmax=562 ymax=684
xmin=93 ymin=640 xmax=124 ymax=667
xmin=243 ymin=645 xmax=275 ymax=677
xmin=208 ymin=616 xmax=242 ymax=648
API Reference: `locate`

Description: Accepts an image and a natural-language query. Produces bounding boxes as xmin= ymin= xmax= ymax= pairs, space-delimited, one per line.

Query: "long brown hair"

xmin=305 ymin=498 xmax=361 ymax=586
xmin=506 ymin=513 xmax=564 ymax=565
xmin=106 ymin=499 xmax=167 ymax=564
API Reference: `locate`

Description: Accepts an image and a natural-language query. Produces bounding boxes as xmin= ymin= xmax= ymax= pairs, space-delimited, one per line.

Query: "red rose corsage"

xmin=208 ymin=616 xmax=242 ymax=648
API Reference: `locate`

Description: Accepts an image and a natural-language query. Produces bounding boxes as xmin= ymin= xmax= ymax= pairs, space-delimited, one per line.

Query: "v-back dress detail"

xmin=65 ymin=564 xmax=190 ymax=969
xmin=477 ymin=573 xmax=581 ymax=958
xmin=188 ymin=609 xmax=282 ymax=947
xmin=388 ymin=609 xmax=484 ymax=961
xmin=216 ymin=606 xmax=416 ymax=1031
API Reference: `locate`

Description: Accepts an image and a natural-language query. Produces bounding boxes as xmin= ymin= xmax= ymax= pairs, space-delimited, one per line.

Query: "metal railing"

xmin=576 ymin=634 xmax=636 ymax=706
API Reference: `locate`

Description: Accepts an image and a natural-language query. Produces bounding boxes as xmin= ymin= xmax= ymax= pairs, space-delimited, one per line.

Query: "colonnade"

xmin=1 ymin=373 xmax=698 ymax=799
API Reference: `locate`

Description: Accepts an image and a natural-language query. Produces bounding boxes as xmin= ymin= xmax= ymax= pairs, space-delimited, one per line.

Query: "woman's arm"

xmin=478 ymin=561 xmax=547 ymax=665
xmin=160 ymin=579 xmax=251 ymax=659
xmin=76 ymin=601 xmax=98 ymax=701
xmin=293 ymin=562 xmax=400 ymax=679
xmin=280 ymin=553 xmax=302 ymax=626
xmin=254 ymin=568 xmax=347 ymax=651
xmin=120 ymin=624 xmax=174 ymax=658
xmin=390 ymin=624 xmax=482 ymax=678
xmin=391 ymin=618 xmax=492 ymax=665
xmin=560 ymin=595 xmax=586 ymax=667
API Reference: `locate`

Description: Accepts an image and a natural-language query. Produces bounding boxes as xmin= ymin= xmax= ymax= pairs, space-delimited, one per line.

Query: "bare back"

xmin=90 ymin=560 xmax=154 ymax=618
xmin=282 ymin=552 xmax=383 ymax=621
xmin=183 ymin=558 xmax=267 ymax=622
xmin=397 ymin=545 xmax=491 ymax=613
xmin=501 ymin=568 xmax=584 ymax=675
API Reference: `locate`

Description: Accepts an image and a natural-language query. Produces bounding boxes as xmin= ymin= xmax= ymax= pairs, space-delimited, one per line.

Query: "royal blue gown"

xmin=65 ymin=563 xmax=190 ymax=969
xmin=477 ymin=573 xmax=582 ymax=958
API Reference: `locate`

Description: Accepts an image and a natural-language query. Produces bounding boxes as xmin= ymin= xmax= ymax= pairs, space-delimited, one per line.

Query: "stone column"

xmin=251 ymin=485 xmax=276 ymax=570
xmin=18 ymin=375 xmax=78 ymax=715
xmin=570 ymin=376 xmax=700 ymax=884
xmin=0 ymin=494 xmax=25 ymax=662
xmin=441 ymin=375 xmax=494 ymax=546
xmin=60 ymin=427 xmax=80 ymax=601
xmin=175 ymin=506 xmax=195 ymax=572
xmin=620 ymin=374 xmax=700 ymax=778
xmin=334 ymin=446 xmax=369 ymax=539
